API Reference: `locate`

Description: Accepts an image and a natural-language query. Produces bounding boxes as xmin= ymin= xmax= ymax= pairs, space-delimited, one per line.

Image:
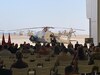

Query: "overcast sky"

xmin=0 ymin=0 xmax=89 ymax=34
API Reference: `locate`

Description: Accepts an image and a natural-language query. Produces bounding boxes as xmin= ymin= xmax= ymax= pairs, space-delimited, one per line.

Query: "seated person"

xmin=91 ymin=66 xmax=99 ymax=75
xmin=0 ymin=56 xmax=3 ymax=69
xmin=0 ymin=56 xmax=12 ymax=75
xmin=56 ymin=49 xmax=72 ymax=65
xmin=91 ymin=47 xmax=100 ymax=60
xmin=65 ymin=65 xmax=79 ymax=75
xmin=57 ymin=49 xmax=68 ymax=61
xmin=38 ymin=45 xmax=50 ymax=55
xmin=11 ymin=51 xmax=28 ymax=68
xmin=65 ymin=65 xmax=74 ymax=75
xmin=0 ymin=44 xmax=12 ymax=56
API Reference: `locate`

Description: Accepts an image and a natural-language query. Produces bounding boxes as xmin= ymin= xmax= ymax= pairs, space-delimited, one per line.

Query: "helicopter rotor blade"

xmin=53 ymin=27 xmax=85 ymax=31
xmin=7 ymin=26 xmax=54 ymax=31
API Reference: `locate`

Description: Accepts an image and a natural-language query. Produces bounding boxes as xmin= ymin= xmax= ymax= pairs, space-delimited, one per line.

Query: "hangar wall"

xmin=86 ymin=0 xmax=98 ymax=45
xmin=98 ymin=0 xmax=100 ymax=43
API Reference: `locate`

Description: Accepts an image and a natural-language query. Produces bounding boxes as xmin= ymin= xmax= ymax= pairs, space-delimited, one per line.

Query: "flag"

xmin=8 ymin=33 xmax=11 ymax=45
xmin=2 ymin=33 xmax=5 ymax=46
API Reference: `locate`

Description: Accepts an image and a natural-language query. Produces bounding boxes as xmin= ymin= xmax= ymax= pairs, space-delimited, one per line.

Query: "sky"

xmin=0 ymin=0 xmax=89 ymax=34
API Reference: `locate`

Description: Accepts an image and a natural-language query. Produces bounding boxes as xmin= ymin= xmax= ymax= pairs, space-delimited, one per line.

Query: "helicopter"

xmin=7 ymin=26 xmax=85 ymax=43
xmin=54 ymin=28 xmax=85 ymax=43
xmin=29 ymin=26 xmax=54 ymax=43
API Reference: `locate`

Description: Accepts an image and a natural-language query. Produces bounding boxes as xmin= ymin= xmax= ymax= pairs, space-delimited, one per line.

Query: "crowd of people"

xmin=0 ymin=38 xmax=100 ymax=75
